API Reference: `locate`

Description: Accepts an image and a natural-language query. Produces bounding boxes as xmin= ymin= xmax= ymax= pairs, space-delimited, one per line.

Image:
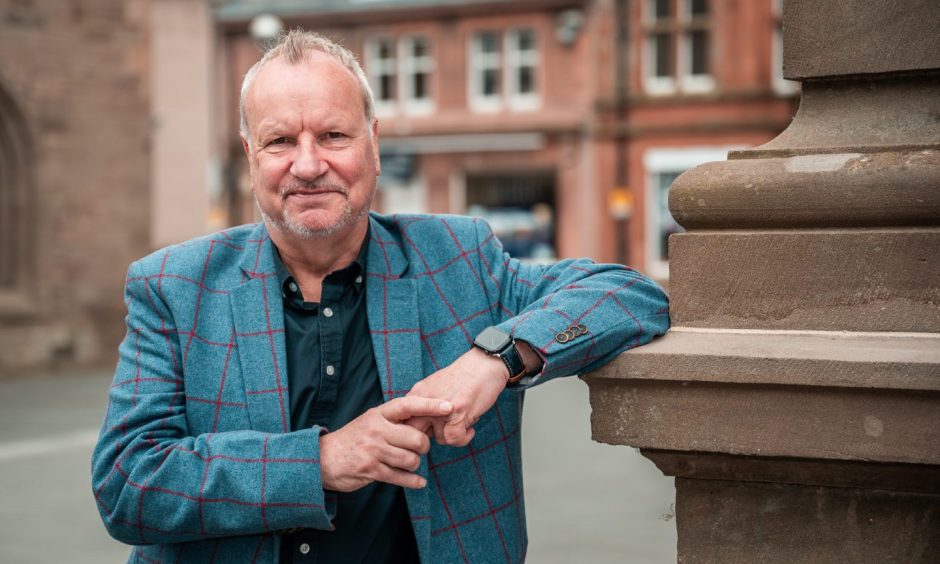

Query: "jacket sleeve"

xmin=472 ymin=218 xmax=670 ymax=387
xmin=91 ymin=260 xmax=336 ymax=546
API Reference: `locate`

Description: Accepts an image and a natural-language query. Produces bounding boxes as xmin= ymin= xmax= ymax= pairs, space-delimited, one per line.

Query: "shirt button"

xmin=326 ymin=365 xmax=335 ymax=376
xmin=323 ymin=307 xmax=334 ymax=318
xmin=355 ymin=275 xmax=363 ymax=284
xmin=299 ymin=543 xmax=310 ymax=555
xmin=288 ymin=282 xmax=298 ymax=293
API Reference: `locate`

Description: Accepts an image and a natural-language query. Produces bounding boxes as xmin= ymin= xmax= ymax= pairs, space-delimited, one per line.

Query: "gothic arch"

xmin=0 ymin=75 xmax=35 ymax=298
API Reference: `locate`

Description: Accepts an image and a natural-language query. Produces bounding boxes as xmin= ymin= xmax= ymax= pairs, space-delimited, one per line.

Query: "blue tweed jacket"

xmin=92 ymin=213 xmax=669 ymax=563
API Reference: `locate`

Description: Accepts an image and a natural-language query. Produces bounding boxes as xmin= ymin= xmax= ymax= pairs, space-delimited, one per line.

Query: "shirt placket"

xmin=308 ymin=277 xmax=344 ymax=428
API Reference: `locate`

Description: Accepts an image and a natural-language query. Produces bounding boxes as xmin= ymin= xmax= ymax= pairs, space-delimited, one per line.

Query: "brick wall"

xmin=0 ymin=0 xmax=152 ymax=374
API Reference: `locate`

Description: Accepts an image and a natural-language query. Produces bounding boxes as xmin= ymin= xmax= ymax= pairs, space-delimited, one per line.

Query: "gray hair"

xmin=239 ymin=29 xmax=375 ymax=143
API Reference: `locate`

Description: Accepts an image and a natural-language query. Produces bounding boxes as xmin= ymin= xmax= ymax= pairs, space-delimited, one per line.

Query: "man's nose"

xmin=290 ymin=139 xmax=328 ymax=180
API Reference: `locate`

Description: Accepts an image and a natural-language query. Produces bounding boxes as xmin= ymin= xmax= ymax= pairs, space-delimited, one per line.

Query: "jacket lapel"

xmin=231 ymin=223 xmax=292 ymax=434
xmin=366 ymin=215 xmax=425 ymax=401
xmin=366 ymin=215 xmax=431 ymax=556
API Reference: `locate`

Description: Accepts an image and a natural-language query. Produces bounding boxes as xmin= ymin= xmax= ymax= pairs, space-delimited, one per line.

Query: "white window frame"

xmin=643 ymin=146 xmax=739 ymax=278
xmin=469 ymin=31 xmax=504 ymax=113
xmin=365 ymin=37 xmax=398 ymax=117
xmin=505 ymin=28 xmax=541 ymax=111
xmin=399 ymin=35 xmax=435 ymax=115
xmin=678 ymin=0 xmax=714 ymax=92
xmin=644 ymin=0 xmax=715 ymax=95
xmin=643 ymin=0 xmax=677 ymax=95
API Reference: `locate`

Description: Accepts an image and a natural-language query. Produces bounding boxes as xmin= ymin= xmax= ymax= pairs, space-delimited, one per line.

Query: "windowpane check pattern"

xmin=643 ymin=0 xmax=713 ymax=95
xmin=91 ymin=214 xmax=670 ymax=562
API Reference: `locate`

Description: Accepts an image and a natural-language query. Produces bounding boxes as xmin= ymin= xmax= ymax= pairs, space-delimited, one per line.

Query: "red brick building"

xmin=0 ymin=0 xmax=152 ymax=374
xmin=213 ymin=0 xmax=797 ymax=276
xmin=0 ymin=0 xmax=797 ymax=373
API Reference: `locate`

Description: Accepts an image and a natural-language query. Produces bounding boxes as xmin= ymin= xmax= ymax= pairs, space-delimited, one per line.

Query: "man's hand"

xmin=406 ymin=347 xmax=509 ymax=448
xmin=319 ymin=397 xmax=453 ymax=492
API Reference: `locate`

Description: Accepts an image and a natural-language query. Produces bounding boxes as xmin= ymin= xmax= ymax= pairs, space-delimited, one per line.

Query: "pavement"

xmin=0 ymin=371 xmax=676 ymax=563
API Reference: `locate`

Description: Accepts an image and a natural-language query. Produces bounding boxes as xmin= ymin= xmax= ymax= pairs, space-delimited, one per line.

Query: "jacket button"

xmin=555 ymin=332 xmax=569 ymax=343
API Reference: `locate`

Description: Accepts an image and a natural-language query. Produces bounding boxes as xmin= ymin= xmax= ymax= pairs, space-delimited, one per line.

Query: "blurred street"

xmin=0 ymin=372 xmax=676 ymax=563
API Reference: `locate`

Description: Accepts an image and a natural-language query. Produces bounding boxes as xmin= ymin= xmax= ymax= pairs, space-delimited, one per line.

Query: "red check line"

xmin=471 ymin=217 xmax=535 ymax=290
xmin=107 ymin=518 xmax=200 ymax=538
xmin=421 ymin=302 xmax=498 ymax=338
xmin=400 ymin=228 xmax=473 ymax=344
xmin=245 ymin=388 xmax=282 ymax=396
xmin=169 ymin=329 xmax=240 ymax=348
xmin=182 ymin=240 xmax=216 ymax=365
xmin=574 ymin=278 xmax=640 ymax=325
xmin=112 ymin=375 xmax=181 ymax=388
xmin=503 ymin=257 xmax=535 ymax=288
xmin=260 ymin=436 xmax=270 ymax=531
xmin=122 ymin=478 xmax=325 ymax=511
xmin=469 ymin=446 xmax=511 ymax=562
xmin=381 ymin=274 xmax=393 ymax=397
xmin=212 ymin=328 xmax=238 ymax=432
xmin=167 ymin=444 xmax=318 ymax=465
xmin=259 ymin=274 xmax=288 ymax=433
xmin=429 ymin=464 xmax=469 ymax=563
xmin=369 ymin=327 xmax=420 ymax=335
xmin=185 ymin=396 xmax=247 ymax=409
xmin=420 ymin=333 xmax=441 ymax=372
xmin=127 ymin=273 xmax=231 ymax=295
xmin=371 ymin=227 xmax=399 ymax=278
xmin=236 ymin=328 xmax=286 ymax=338
xmin=492 ymin=403 xmax=526 ymax=558
xmin=431 ymin=490 xmax=523 ymax=537
xmin=428 ymin=425 xmax=521 ymax=470
xmin=197 ymin=435 xmax=213 ymax=536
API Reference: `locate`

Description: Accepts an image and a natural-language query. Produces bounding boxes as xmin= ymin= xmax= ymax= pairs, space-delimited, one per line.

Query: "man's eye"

xmin=324 ymin=132 xmax=346 ymax=141
xmin=270 ymin=137 xmax=288 ymax=145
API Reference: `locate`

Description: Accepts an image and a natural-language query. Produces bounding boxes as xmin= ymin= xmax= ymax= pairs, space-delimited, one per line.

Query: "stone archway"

xmin=0 ymin=78 xmax=34 ymax=299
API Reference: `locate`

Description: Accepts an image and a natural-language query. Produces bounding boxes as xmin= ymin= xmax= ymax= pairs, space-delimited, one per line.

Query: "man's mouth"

xmin=282 ymin=186 xmax=347 ymax=200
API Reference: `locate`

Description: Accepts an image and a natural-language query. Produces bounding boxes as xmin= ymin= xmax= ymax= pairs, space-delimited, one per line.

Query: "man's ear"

xmin=240 ymin=135 xmax=251 ymax=159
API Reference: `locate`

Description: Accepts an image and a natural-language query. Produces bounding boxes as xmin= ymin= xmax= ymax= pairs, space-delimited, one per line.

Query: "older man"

xmin=93 ymin=30 xmax=669 ymax=563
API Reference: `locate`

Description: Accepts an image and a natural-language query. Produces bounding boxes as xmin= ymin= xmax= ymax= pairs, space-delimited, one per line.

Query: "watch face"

xmin=474 ymin=327 xmax=512 ymax=353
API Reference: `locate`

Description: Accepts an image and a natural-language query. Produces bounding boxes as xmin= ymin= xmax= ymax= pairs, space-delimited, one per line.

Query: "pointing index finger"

xmin=381 ymin=396 xmax=453 ymax=422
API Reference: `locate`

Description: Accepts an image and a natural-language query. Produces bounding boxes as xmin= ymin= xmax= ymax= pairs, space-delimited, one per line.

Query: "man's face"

xmin=242 ymin=52 xmax=380 ymax=240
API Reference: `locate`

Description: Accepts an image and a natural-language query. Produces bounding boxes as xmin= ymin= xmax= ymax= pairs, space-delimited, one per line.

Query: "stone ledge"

xmin=668 ymin=229 xmax=940 ymax=333
xmin=584 ymin=329 xmax=940 ymax=465
xmin=669 ymin=150 xmax=940 ymax=229
xmin=590 ymin=329 xmax=940 ymax=391
xmin=642 ymin=449 xmax=940 ymax=494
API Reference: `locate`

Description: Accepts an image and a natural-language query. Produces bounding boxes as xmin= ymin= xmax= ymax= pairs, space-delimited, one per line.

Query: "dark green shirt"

xmin=274 ymin=236 xmax=418 ymax=564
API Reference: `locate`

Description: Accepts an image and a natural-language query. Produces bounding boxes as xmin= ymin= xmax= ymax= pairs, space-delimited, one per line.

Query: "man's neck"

xmin=267 ymin=218 xmax=368 ymax=302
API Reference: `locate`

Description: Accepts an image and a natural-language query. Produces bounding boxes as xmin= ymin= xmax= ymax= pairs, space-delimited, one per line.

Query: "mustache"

xmin=279 ymin=180 xmax=348 ymax=198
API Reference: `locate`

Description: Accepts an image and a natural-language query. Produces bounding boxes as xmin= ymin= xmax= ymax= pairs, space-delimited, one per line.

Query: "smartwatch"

xmin=472 ymin=326 xmax=529 ymax=384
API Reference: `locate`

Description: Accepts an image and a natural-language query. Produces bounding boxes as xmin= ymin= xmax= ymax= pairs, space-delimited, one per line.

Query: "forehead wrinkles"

xmin=246 ymin=54 xmax=367 ymax=137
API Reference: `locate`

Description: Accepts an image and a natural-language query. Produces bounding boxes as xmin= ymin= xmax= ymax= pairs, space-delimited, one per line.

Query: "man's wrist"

xmin=514 ymin=340 xmax=543 ymax=378
xmin=468 ymin=347 xmax=512 ymax=384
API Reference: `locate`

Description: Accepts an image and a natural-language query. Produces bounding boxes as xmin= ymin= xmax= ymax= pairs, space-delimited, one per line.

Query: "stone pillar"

xmin=584 ymin=1 xmax=939 ymax=562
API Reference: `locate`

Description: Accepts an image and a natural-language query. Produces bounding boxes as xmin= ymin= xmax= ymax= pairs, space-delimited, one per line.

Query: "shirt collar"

xmin=272 ymin=227 xmax=370 ymax=303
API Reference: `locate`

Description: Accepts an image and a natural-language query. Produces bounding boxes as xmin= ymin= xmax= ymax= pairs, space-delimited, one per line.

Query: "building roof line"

xmin=215 ymin=0 xmax=585 ymax=24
